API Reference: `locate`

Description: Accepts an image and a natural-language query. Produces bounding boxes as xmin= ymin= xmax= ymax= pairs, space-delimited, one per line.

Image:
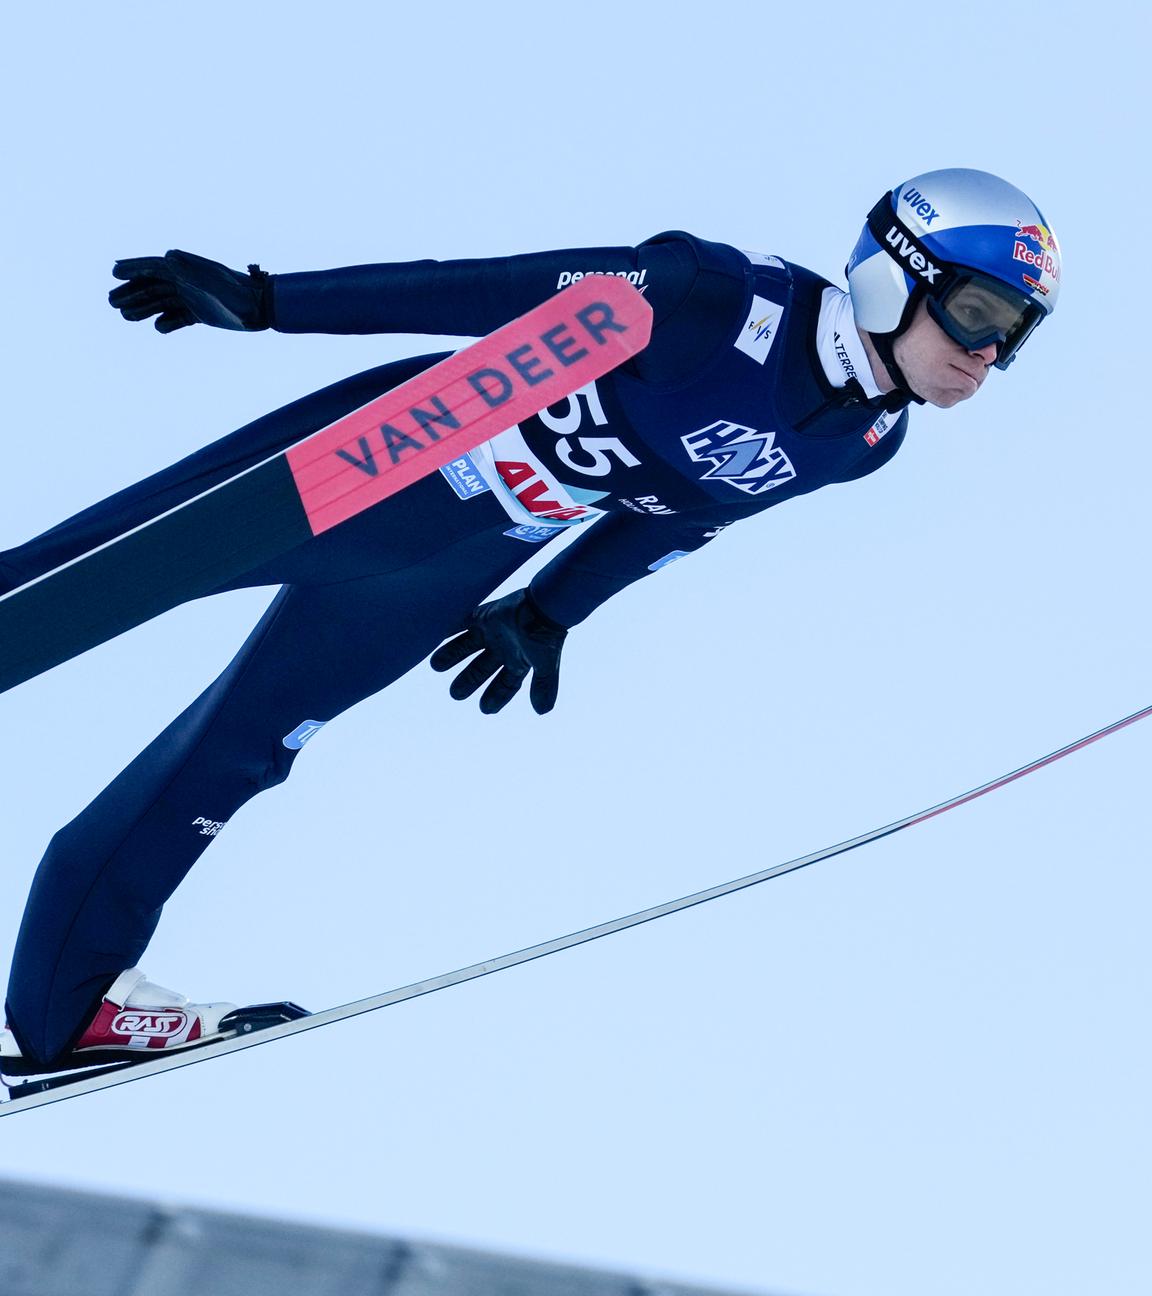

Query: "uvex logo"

xmin=884 ymin=226 xmax=942 ymax=282
xmin=111 ymin=1011 xmax=189 ymax=1037
xmin=901 ymin=186 xmax=940 ymax=224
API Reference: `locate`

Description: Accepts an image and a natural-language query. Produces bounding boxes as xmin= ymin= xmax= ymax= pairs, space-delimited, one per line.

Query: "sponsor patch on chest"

xmin=488 ymin=426 xmax=602 ymax=522
xmin=680 ymin=420 xmax=797 ymax=495
xmin=734 ymin=295 xmax=785 ymax=365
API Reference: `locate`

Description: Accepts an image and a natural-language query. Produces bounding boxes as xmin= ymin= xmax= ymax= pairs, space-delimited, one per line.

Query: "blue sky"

xmin=2 ymin=6 xmax=1149 ymax=1295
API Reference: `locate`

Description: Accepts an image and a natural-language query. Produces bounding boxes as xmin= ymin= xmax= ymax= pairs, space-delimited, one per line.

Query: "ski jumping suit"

xmin=3 ymin=232 xmax=909 ymax=1065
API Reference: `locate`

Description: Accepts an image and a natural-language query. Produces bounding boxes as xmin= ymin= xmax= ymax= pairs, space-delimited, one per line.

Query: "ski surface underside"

xmin=3 ymin=701 xmax=1148 ymax=1118
xmin=0 ymin=278 xmax=652 ymax=694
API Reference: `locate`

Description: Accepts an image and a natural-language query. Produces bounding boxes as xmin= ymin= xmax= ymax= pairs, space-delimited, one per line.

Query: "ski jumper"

xmin=3 ymin=232 xmax=908 ymax=1065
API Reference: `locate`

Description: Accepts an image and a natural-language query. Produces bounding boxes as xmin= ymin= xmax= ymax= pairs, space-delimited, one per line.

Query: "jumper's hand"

xmin=109 ymin=250 xmax=271 ymax=333
xmin=430 ymin=589 xmax=567 ymax=715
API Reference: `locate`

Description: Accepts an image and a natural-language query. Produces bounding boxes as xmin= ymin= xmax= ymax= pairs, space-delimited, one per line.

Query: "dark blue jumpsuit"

xmin=3 ymin=232 xmax=908 ymax=1064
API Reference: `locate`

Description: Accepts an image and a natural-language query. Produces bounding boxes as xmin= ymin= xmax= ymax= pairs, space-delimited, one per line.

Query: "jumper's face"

xmin=892 ymin=299 xmax=999 ymax=408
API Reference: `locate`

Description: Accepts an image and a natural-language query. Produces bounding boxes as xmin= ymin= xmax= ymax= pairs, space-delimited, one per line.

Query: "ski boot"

xmin=1 ymin=968 xmax=308 ymax=1096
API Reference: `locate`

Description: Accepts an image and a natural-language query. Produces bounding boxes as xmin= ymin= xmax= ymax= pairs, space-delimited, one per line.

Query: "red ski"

xmin=0 ymin=279 xmax=651 ymax=694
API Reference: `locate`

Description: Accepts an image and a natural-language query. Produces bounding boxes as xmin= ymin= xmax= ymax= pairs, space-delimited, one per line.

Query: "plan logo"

xmin=440 ymin=453 xmax=490 ymax=500
xmin=680 ymin=421 xmax=796 ymax=495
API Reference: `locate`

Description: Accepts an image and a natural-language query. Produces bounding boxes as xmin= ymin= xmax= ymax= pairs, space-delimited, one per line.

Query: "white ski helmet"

xmin=846 ymin=168 xmax=1060 ymax=371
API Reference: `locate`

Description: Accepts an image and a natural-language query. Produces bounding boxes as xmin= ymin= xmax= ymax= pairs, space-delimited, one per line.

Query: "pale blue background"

xmin=2 ymin=5 xmax=1149 ymax=1295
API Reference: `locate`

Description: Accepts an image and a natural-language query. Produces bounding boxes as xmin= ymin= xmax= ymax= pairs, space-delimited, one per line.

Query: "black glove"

xmin=430 ymin=589 xmax=568 ymax=715
xmin=109 ymin=250 xmax=272 ymax=333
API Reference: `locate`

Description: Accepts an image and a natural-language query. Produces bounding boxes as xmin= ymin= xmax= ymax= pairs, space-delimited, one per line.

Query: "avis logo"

xmin=110 ymin=1011 xmax=190 ymax=1038
xmin=494 ymin=460 xmax=593 ymax=521
xmin=680 ymin=421 xmax=796 ymax=495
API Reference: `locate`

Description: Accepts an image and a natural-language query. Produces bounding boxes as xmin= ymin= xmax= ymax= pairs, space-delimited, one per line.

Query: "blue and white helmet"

xmin=846 ymin=168 xmax=1060 ymax=370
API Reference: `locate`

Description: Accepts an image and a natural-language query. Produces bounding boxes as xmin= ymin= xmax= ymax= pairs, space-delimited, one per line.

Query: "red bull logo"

xmin=1016 ymin=221 xmax=1059 ymax=252
xmin=1013 ymin=221 xmax=1060 ymax=284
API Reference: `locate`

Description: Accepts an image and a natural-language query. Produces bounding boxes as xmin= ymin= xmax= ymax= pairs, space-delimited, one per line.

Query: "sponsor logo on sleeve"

xmin=648 ymin=550 xmax=690 ymax=572
xmin=283 ymin=720 xmax=328 ymax=751
xmin=192 ymin=817 xmax=228 ymax=837
xmin=681 ymin=420 xmax=797 ymax=495
xmin=734 ymin=296 xmax=785 ymax=364
xmin=556 ymin=268 xmax=648 ymax=292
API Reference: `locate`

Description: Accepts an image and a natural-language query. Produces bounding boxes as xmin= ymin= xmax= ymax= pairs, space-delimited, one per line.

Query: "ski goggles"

xmin=925 ymin=272 xmax=1046 ymax=371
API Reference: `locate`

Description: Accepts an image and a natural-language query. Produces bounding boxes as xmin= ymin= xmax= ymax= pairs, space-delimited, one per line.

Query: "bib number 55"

xmin=537 ymin=383 xmax=641 ymax=477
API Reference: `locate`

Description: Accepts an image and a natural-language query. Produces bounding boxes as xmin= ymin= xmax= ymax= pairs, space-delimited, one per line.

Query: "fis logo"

xmin=883 ymin=226 xmax=942 ymax=283
xmin=110 ymin=1010 xmax=190 ymax=1038
xmin=681 ymin=421 xmax=797 ymax=495
xmin=735 ymin=296 xmax=784 ymax=365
